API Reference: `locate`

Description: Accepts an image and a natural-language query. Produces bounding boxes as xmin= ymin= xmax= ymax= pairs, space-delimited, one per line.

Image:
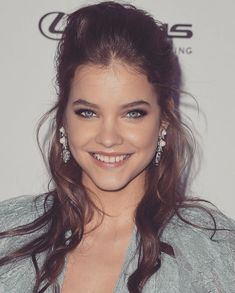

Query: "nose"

xmin=95 ymin=118 xmax=123 ymax=148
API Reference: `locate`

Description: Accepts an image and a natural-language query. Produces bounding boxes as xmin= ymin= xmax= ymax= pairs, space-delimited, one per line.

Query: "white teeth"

xmin=92 ymin=153 xmax=129 ymax=163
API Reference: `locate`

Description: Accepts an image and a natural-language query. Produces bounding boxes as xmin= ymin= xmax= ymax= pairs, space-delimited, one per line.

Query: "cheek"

xmin=127 ymin=120 xmax=160 ymax=149
xmin=64 ymin=113 xmax=89 ymax=148
xmin=67 ymin=125 xmax=91 ymax=149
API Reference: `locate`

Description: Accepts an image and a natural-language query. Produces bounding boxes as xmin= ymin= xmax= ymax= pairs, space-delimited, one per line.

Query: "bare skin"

xmin=61 ymin=222 xmax=134 ymax=293
xmin=61 ymin=61 xmax=165 ymax=292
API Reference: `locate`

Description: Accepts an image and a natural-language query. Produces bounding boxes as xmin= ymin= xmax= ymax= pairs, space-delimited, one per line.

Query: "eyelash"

xmin=74 ymin=108 xmax=147 ymax=119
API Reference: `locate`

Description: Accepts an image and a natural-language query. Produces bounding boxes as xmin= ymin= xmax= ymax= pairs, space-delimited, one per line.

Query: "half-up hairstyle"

xmin=0 ymin=2 xmax=230 ymax=292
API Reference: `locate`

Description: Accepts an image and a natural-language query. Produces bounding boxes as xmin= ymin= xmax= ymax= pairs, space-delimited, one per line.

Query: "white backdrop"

xmin=0 ymin=0 xmax=234 ymax=219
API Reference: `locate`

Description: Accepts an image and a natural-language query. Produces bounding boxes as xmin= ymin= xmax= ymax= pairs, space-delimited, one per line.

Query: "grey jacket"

xmin=0 ymin=194 xmax=235 ymax=293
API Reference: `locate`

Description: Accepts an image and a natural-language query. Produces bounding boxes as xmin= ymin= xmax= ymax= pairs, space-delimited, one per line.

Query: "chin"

xmin=92 ymin=178 xmax=131 ymax=192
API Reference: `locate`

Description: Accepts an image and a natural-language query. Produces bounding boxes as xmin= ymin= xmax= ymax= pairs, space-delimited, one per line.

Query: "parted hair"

xmin=0 ymin=2 xmax=225 ymax=292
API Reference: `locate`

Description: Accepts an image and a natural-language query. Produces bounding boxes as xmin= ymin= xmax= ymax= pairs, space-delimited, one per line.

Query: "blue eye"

xmin=126 ymin=109 xmax=147 ymax=118
xmin=75 ymin=109 xmax=96 ymax=118
xmin=74 ymin=108 xmax=147 ymax=119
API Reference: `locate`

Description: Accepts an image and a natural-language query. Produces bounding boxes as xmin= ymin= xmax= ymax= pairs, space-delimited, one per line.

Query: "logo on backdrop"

xmin=39 ymin=12 xmax=65 ymax=40
xmin=39 ymin=12 xmax=193 ymax=55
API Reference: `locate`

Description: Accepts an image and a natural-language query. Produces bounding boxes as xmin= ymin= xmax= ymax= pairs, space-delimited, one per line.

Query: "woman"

xmin=0 ymin=1 xmax=234 ymax=293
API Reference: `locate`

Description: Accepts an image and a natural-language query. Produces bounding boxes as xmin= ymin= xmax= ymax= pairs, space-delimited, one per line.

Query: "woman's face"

xmin=64 ymin=61 xmax=162 ymax=192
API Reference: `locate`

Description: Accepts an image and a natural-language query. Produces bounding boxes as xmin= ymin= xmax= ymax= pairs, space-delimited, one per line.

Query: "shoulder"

xmin=162 ymin=204 xmax=235 ymax=292
xmin=0 ymin=193 xmax=53 ymax=231
xmin=164 ymin=203 xmax=235 ymax=261
xmin=0 ymin=194 xmax=53 ymax=291
xmin=164 ymin=201 xmax=235 ymax=239
xmin=0 ymin=193 xmax=53 ymax=259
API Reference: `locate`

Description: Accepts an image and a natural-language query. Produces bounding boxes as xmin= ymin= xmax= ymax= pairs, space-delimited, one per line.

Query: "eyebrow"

xmin=72 ymin=98 xmax=151 ymax=109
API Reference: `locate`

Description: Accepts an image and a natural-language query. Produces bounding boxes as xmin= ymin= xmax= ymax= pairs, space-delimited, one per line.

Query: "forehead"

xmin=69 ymin=62 xmax=157 ymax=103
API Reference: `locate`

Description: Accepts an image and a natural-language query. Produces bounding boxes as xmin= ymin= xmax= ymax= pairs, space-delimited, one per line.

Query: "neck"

xmin=82 ymin=174 xmax=145 ymax=231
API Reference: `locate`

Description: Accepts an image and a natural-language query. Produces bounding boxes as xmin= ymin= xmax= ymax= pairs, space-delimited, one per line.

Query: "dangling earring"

xmin=59 ymin=127 xmax=71 ymax=163
xmin=155 ymin=128 xmax=167 ymax=166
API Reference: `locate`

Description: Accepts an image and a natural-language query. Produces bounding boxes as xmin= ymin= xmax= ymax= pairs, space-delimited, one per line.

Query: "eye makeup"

xmin=74 ymin=108 xmax=147 ymax=119
xmin=74 ymin=108 xmax=148 ymax=119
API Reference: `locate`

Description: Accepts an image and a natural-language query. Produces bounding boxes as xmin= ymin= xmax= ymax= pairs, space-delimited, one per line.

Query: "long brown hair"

xmin=0 ymin=2 xmax=231 ymax=292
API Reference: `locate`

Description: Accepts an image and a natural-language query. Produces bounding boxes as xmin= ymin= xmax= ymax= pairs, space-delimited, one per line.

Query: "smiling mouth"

xmin=89 ymin=152 xmax=132 ymax=167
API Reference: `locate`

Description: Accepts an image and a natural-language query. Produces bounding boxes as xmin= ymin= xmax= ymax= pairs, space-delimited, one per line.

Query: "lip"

xmin=89 ymin=152 xmax=132 ymax=168
xmin=89 ymin=151 xmax=132 ymax=156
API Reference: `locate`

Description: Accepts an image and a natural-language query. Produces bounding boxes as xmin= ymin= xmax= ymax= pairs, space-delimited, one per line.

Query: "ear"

xmin=160 ymin=97 xmax=174 ymax=131
xmin=160 ymin=120 xmax=169 ymax=131
xmin=62 ymin=117 xmax=68 ymax=133
xmin=168 ymin=97 xmax=175 ymax=111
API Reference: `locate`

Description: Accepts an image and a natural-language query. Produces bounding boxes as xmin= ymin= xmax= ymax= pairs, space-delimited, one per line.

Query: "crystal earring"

xmin=155 ymin=128 xmax=167 ymax=166
xmin=59 ymin=127 xmax=71 ymax=163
